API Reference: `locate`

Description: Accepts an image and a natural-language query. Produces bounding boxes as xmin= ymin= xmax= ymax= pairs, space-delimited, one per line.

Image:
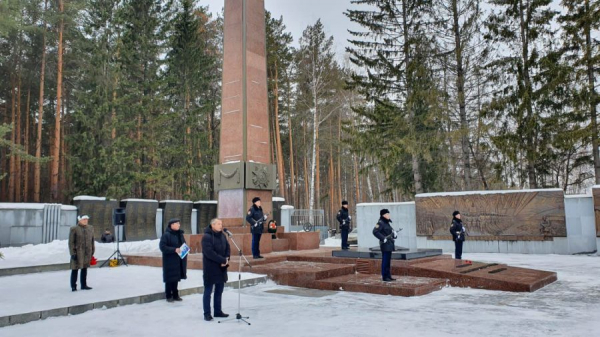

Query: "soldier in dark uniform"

xmin=450 ymin=210 xmax=466 ymax=260
xmin=372 ymin=209 xmax=396 ymax=282
xmin=246 ymin=197 xmax=267 ymax=259
xmin=336 ymin=200 xmax=351 ymax=250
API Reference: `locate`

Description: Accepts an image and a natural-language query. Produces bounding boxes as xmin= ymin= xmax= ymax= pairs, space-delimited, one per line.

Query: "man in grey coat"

xmin=69 ymin=215 xmax=95 ymax=291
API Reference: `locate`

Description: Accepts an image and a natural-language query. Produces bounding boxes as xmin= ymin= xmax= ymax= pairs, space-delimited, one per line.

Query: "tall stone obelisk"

xmin=214 ymin=0 xmax=275 ymax=228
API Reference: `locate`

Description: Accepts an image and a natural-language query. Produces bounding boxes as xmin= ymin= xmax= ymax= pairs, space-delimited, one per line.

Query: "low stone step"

xmin=315 ymin=274 xmax=446 ymax=297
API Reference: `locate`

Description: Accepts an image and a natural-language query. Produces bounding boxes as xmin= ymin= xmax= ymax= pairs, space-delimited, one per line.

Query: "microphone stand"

xmin=218 ymin=230 xmax=252 ymax=325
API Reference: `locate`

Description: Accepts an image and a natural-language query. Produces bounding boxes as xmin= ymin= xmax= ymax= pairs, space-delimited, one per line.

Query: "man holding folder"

xmin=159 ymin=218 xmax=188 ymax=302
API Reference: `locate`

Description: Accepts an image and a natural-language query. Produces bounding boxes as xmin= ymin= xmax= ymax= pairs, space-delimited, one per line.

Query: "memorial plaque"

xmin=415 ymin=189 xmax=567 ymax=240
xmin=593 ymin=187 xmax=600 ymax=237
xmin=160 ymin=200 xmax=193 ymax=234
xmin=120 ymin=199 xmax=159 ymax=241
xmin=194 ymin=201 xmax=218 ymax=232
xmin=73 ymin=196 xmax=119 ymax=241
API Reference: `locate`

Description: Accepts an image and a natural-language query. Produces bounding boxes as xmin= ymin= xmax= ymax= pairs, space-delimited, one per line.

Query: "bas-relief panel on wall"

xmin=416 ymin=190 xmax=567 ymax=240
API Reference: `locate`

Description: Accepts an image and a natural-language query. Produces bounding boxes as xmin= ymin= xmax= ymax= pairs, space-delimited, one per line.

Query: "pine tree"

xmin=560 ymin=0 xmax=600 ymax=184
xmin=485 ymin=0 xmax=558 ymax=189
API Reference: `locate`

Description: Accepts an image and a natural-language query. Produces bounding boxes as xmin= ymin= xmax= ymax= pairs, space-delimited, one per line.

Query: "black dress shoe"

xmin=389 ymin=277 xmax=397 ymax=281
xmin=167 ymin=298 xmax=174 ymax=303
xmin=214 ymin=312 xmax=229 ymax=318
xmin=204 ymin=314 xmax=214 ymax=321
xmin=71 ymin=287 xmax=77 ymax=292
xmin=173 ymin=297 xmax=183 ymax=301
xmin=253 ymin=256 xmax=264 ymax=259
xmin=81 ymin=286 xmax=93 ymax=290
xmin=383 ymin=278 xmax=394 ymax=282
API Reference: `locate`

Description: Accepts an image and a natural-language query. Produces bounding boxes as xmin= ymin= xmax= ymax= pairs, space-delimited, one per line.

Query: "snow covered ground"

xmin=0 ymin=240 xmax=161 ymax=269
xmin=1 ymin=253 xmax=599 ymax=336
xmin=0 ymin=265 xmax=263 ymax=317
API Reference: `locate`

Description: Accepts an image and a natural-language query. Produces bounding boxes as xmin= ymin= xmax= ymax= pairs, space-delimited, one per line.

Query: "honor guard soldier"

xmin=372 ymin=209 xmax=396 ymax=282
xmin=336 ymin=200 xmax=351 ymax=250
xmin=246 ymin=197 xmax=267 ymax=259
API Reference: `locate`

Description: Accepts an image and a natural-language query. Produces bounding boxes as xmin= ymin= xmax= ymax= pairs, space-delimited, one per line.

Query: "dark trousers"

xmin=455 ymin=240 xmax=463 ymax=260
xmin=70 ymin=268 xmax=88 ymax=289
xmin=203 ymin=282 xmax=225 ymax=315
xmin=165 ymin=281 xmax=179 ymax=299
xmin=381 ymin=251 xmax=392 ymax=280
xmin=341 ymin=227 xmax=349 ymax=248
xmin=252 ymin=233 xmax=262 ymax=257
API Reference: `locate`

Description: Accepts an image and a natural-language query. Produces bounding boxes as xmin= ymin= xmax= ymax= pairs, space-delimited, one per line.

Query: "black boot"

xmin=204 ymin=314 xmax=214 ymax=321
xmin=214 ymin=312 xmax=229 ymax=318
xmin=81 ymin=268 xmax=92 ymax=290
xmin=70 ymin=269 xmax=78 ymax=291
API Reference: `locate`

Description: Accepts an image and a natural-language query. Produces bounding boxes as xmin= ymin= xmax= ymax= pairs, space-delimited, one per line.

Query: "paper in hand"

xmin=179 ymin=243 xmax=190 ymax=259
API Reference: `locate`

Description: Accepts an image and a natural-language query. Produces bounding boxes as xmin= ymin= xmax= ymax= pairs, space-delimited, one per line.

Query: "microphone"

xmin=224 ymin=229 xmax=233 ymax=237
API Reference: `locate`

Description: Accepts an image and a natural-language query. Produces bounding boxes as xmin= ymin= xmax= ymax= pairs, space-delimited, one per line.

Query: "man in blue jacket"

xmin=202 ymin=218 xmax=231 ymax=321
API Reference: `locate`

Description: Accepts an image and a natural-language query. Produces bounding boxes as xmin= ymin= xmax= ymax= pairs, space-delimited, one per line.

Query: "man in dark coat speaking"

xmin=202 ymin=218 xmax=231 ymax=321
xmin=159 ymin=218 xmax=188 ymax=302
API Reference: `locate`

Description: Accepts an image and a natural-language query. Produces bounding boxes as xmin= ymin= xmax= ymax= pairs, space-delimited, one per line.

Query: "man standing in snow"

xmin=69 ymin=215 xmax=95 ymax=291
xmin=202 ymin=218 xmax=230 ymax=321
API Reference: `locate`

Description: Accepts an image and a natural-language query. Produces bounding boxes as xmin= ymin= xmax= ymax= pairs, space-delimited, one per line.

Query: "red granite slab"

xmin=406 ymin=259 xmax=557 ymax=292
xmin=315 ymin=274 xmax=446 ymax=297
xmin=271 ymin=239 xmax=289 ymax=252
xmin=249 ymin=261 xmax=355 ymax=288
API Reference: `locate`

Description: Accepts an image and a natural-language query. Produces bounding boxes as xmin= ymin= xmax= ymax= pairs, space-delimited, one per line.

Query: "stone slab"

xmin=69 ymin=304 xmax=94 ymax=315
xmin=9 ymin=312 xmax=40 ymax=325
xmin=406 ymin=259 xmax=557 ymax=292
xmin=250 ymin=261 xmax=355 ymax=288
xmin=315 ymin=274 xmax=446 ymax=297
xmin=40 ymin=307 xmax=69 ymax=319
xmin=331 ymin=248 xmax=443 ymax=260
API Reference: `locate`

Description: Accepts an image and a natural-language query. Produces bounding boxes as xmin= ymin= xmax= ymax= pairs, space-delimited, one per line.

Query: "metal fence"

xmin=288 ymin=209 xmax=328 ymax=243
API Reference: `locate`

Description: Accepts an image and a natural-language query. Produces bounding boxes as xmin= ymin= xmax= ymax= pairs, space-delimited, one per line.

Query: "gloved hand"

xmin=71 ymin=254 xmax=77 ymax=260
xmin=383 ymin=238 xmax=387 ymax=244
xmin=263 ymin=215 xmax=268 ymax=221
xmin=254 ymin=223 xmax=258 ymax=228
xmin=393 ymin=232 xmax=398 ymax=239
xmin=342 ymin=220 xmax=346 ymax=226
xmin=348 ymin=216 xmax=352 ymax=221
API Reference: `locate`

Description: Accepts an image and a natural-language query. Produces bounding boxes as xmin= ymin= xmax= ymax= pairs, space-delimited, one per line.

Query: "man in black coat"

xmin=246 ymin=197 xmax=267 ymax=259
xmin=450 ymin=210 xmax=466 ymax=260
xmin=336 ymin=200 xmax=351 ymax=250
xmin=372 ymin=209 xmax=396 ymax=282
xmin=159 ymin=218 xmax=188 ymax=302
xmin=202 ymin=218 xmax=231 ymax=322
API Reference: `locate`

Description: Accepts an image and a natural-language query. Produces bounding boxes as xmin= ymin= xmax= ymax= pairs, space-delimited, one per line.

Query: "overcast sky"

xmin=199 ymin=0 xmax=361 ymax=60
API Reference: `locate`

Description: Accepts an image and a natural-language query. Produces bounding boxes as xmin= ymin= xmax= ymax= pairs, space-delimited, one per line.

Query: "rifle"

xmin=382 ymin=228 xmax=403 ymax=242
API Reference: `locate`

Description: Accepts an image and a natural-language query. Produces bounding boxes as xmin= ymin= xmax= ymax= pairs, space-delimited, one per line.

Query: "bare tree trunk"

xmin=402 ymin=0 xmax=423 ymax=194
xmin=15 ymin=71 xmax=22 ymax=202
xmin=303 ymin=121 xmax=309 ymax=209
xmin=518 ymin=0 xmax=537 ymax=189
xmin=34 ymin=0 xmax=48 ymax=203
xmin=583 ymin=0 xmax=600 ymax=184
xmin=24 ymin=87 xmax=31 ymax=201
xmin=8 ymin=79 xmax=16 ymax=201
xmin=51 ymin=0 xmax=65 ymax=201
xmin=287 ymin=78 xmax=295 ymax=205
xmin=451 ymin=0 xmax=472 ymax=189
xmin=273 ymin=64 xmax=286 ymax=198
xmin=59 ymin=88 xmax=67 ymax=201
